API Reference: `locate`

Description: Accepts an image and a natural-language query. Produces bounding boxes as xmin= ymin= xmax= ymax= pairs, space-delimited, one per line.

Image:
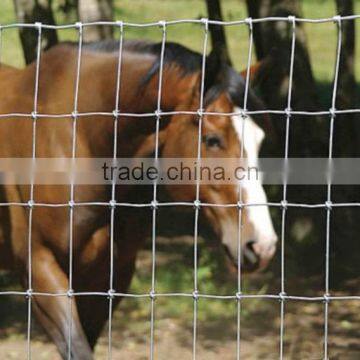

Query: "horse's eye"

xmin=203 ymin=134 xmax=223 ymax=149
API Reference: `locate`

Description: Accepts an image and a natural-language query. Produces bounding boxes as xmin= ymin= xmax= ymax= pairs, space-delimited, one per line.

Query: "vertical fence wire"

xmin=26 ymin=22 xmax=42 ymax=360
xmin=107 ymin=20 xmax=124 ymax=360
xmin=149 ymin=20 xmax=167 ymax=360
xmin=236 ymin=17 xmax=254 ymax=360
xmin=0 ymin=26 xmax=2 ymax=64
xmin=324 ymin=16 xmax=342 ymax=360
xmin=67 ymin=22 xmax=83 ymax=360
xmin=279 ymin=16 xmax=296 ymax=360
xmin=192 ymin=18 xmax=209 ymax=360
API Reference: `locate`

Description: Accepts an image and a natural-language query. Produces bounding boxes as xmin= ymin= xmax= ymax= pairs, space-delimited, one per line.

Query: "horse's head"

xmin=138 ymin=45 xmax=277 ymax=272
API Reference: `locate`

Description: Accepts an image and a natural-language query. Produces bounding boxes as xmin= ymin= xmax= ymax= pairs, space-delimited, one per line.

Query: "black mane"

xmin=82 ymin=39 xmax=202 ymax=78
xmin=79 ymin=39 xmax=265 ymax=111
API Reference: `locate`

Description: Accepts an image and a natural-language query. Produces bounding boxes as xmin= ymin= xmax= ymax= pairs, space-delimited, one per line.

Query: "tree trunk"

xmin=13 ymin=0 xmax=58 ymax=64
xmin=58 ymin=0 xmax=78 ymax=22
xmin=205 ymin=0 xmax=232 ymax=65
xmin=334 ymin=0 xmax=359 ymax=155
xmin=246 ymin=0 xmax=328 ymax=278
xmin=245 ymin=0 xmax=319 ymax=112
xmin=77 ymin=0 xmax=113 ymax=42
xmin=335 ymin=0 xmax=356 ymax=109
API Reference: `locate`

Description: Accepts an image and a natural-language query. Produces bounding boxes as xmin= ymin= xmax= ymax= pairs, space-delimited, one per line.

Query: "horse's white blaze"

xmin=231 ymin=107 xmax=277 ymax=249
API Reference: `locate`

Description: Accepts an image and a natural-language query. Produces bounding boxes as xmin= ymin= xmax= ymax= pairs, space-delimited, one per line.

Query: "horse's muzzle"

xmin=242 ymin=239 xmax=277 ymax=272
xmin=223 ymin=238 xmax=277 ymax=273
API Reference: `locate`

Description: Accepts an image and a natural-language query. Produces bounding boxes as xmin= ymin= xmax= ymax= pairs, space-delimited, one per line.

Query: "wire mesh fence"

xmin=0 ymin=15 xmax=359 ymax=360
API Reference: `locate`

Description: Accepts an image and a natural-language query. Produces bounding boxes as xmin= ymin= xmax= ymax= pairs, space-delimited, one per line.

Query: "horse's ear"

xmin=240 ymin=49 xmax=278 ymax=87
xmin=240 ymin=62 xmax=264 ymax=85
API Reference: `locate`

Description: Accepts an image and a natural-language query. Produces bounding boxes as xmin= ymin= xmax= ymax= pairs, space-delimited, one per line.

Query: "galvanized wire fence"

xmin=0 ymin=15 xmax=359 ymax=360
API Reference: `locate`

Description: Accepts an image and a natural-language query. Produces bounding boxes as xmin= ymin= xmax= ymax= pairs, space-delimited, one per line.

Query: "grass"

xmin=1 ymin=0 xmax=360 ymax=82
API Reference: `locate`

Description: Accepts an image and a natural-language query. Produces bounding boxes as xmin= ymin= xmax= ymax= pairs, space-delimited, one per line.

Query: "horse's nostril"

xmin=243 ymin=240 xmax=258 ymax=265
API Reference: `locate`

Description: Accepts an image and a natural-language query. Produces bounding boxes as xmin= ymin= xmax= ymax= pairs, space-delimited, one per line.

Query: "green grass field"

xmin=1 ymin=0 xmax=360 ymax=83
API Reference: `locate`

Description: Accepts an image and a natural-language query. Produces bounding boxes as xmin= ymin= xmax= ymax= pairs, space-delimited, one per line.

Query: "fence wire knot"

xmin=68 ymin=200 xmax=75 ymax=208
xmin=244 ymin=17 xmax=253 ymax=30
xmin=325 ymin=201 xmax=333 ymax=211
xmin=285 ymin=107 xmax=292 ymax=118
xmin=75 ymin=22 xmax=83 ymax=31
xmin=280 ymin=200 xmax=288 ymax=210
xmin=67 ymin=289 xmax=74 ymax=298
xmin=107 ymin=289 xmax=115 ymax=299
xmin=200 ymin=18 xmax=209 ymax=32
xmin=151 ymin=200 xmax=158 ymax=210
xmin=149 ymin=290 xmax=156 ymax=300
xmin=323 ymin=293 xmax=331 ymax=303
xmin=192 ymin=290 xmax=199 ymax=301
xmin=240 ymin=108 xmax=247 ymax=119
xmin=26 ymin=289 xmax=33 ymax=298
xmin=158 ymin=20 xmax=166 ymax=30
xmin=237 ymin=201 xmax=243 ymax=210
xmin=154 ymin=109 xmax=162 ymax=118
xmin=288 ymin=16 xmax=296 ymax=27
xmin=279 ymin=292 xmax=287 ymax=302
xmin=27 ymin=200 xmax=34 ymax=209
xmin=109 ymin=200 xmax=116 ymax=209
xmin=193 ymin=199 xmax=201 ymax=210
xmin=333 ymin=15 xmax=341 ymax=24
xmin=329 ymin=108 xmax=336 ymax=118
xmin=116 ymin=20 xmax=124 ymax=32
xmin=34 ymin=22 xmax=42 ymax=31
xmin=236 ymin=292 xmax=242 ymax=301
xmin=31 ymin=111 xmax=37 ymax=120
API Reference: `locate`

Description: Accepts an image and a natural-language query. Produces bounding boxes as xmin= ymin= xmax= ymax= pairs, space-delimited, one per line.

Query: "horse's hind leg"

xmin=31 ymin=245 xmax=93 ymax=360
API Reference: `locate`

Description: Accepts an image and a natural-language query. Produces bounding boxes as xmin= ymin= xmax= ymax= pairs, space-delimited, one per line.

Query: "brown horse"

xmin=0 ymin=39 xmax=277 ymax=359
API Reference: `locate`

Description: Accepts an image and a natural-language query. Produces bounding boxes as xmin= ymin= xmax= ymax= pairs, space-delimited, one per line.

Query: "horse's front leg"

xmin=31 ymin=245 xmax=93 ymax=360
xmin=75 ymin=225 xmax=137 ymax=349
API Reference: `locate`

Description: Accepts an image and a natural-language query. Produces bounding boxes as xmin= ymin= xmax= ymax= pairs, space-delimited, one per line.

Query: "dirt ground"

xmin=0 ymin=248 xmax=359 ymax=360
xmin=0 ymin=295 xmax=359 ymax=359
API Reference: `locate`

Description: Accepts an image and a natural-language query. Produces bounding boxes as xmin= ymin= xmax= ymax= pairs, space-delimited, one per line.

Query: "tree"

xmin=245 ymin=0 xmax=319 ymax=112
xmin=58 ymin=0 xmax=79 ymax=22
xmin=332 ymin=0 xmax=359 ymax=156
xmin=335 ymin=0 xmax=356 ymax=110
xmin=205 ymin=0 xmax=232 ymax=65
xmin=13 ymin=0 xmax=58 ymax=64
xmin=77 ymin=0 xmax=114 ymax=42
xmin=13 ymin=0 xmax=114 ymax=65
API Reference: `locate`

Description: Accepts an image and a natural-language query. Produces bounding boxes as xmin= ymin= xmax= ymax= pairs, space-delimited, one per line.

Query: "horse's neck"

xmin=0 ymin=63 xmax=18 ymax=72
xmin=81 ymin=50 xmax=199 ymax=157
xmin=27 ymin=45 xmax=198 ymax=158
xmin=0 ymin=64 xmax=20 ymax=84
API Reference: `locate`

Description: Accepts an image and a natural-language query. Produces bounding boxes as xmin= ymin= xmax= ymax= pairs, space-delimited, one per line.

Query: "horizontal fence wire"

xmin=1 ymin=291 xmax=360 ymax=301
xmin=1 ymin=109 xmax=360 ymax=119
xmin=1 ymin=14 xmax=360 ymax=30
xmin=1 ymin=200 xmax=360 ymax=208
xmin=0 ymin=15 xmax=359 ymax=360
